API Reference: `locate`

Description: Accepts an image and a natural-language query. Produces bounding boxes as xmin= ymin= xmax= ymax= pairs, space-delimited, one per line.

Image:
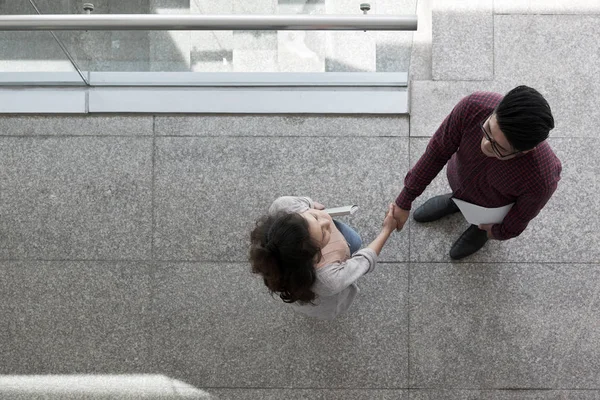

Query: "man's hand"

xmin=313 ymin=201 xmax=325 ymax=210
xmin=382 ymin=203 xmax=397 ymax=234
xmin=478 ymin=223 xmax=495 ymax=239
xmin=392 ymin=203 xmax=410 ymax=232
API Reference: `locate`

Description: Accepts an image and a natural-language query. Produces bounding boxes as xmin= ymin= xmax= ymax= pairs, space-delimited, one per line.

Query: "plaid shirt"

xmin=396 ymin=91 xmax=562 ymax=241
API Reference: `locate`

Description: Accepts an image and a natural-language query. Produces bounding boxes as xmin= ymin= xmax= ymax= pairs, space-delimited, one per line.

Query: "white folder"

xmin=451 ymin=198 xmax=514 ymax=225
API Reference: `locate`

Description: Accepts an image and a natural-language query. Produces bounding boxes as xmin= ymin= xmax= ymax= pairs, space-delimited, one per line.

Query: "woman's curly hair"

xmin=249 ymin=211 xmax=321 ymax=304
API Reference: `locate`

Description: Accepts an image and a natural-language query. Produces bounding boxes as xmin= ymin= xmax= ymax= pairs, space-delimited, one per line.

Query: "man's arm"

xmin=489 ymin=185 xmax=557 ymax=240
xmin=393 ymin=95 xmax=470 ymax=229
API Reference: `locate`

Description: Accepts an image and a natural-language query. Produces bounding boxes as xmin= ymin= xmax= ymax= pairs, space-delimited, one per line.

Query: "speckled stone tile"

xmin=0 ymin=260 xmax=13 ymax=366
xmin=494 ymin=0 xmax=600 ymax=14
xmin=154 ymin=115 xmax=409 ymax=137
xmin=412 ymin=70 xmax=585 ymax=141
xmin=411 ymin=390 xmax=600 ymax=399
xmin=409 ymin=0 xmax=433 ymax=81
xmin=0 ymin=116 xmax=153 ymax=136
xmin=153 ymin=136 xmax=409 ymax=261
xmin=0 ymin=261 xmax=150 ymax=374
xmin=210 ymin=389 xmax=408 ymax=399
xmin=410 ymin=263 xmax=600 ymax=388
xmin=407 ymin=137 xmax=593 ymax=263
xmin=409 ymin=80 xmax=508 ymax=138
xmin=0 ymin=137 xmax=153 ymax=260
xmin=432 ymin=0 xmax=494 ymax=81
xmin=151 ymin=262 xmax=408 ymax=388
xmin=494 ymin=15 xmax=600 ymax=139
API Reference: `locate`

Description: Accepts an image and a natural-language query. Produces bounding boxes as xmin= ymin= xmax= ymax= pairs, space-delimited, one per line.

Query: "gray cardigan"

xmin=269 ymin=196 xmax=378 ymax=320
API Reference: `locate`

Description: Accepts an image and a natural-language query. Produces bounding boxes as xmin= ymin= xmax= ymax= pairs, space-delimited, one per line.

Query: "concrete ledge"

xmin=88 ymin=71 xmax=408 ymax=86
xmin=0 ymin=89 xmax=86 ymax=113
xmin=0 ymin=72 xmax=85 ymax=86
xmin=0 ymin=72 xmax=409 ymax=114
xmin=89 ymin=87 xmax=408 ymax=114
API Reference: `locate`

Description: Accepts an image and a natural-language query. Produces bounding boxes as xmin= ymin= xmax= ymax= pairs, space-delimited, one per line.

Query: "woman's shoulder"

xmin=269 ymin=196 xmax=313 ymax=214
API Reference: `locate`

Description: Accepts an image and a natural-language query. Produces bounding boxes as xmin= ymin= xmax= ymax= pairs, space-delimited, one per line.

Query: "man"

xmin=393 ymin=86 xmax=562 ymax=259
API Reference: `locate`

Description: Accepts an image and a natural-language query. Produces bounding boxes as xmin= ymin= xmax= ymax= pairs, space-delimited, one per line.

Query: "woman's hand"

xmin=392 ymin=203 xmax=409 ymax=232
xmin=313 ymin=201 xmax=326 ymax=210
xmin=367 ymin=204 xmax=397 ymax=256
xmin=382 ymin=203 xmax=397 ymax=234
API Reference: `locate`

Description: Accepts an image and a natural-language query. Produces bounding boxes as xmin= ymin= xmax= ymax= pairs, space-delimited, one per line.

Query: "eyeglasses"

xmin=480 ymin=115 xmax=521 ymax=159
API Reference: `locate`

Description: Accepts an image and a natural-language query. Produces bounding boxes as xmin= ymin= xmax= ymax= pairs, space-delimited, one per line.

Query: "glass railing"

xmin=0 ymin=0 xmax=86 ymax=85
xmin=0 ymin=0 xmax=417 ymax=84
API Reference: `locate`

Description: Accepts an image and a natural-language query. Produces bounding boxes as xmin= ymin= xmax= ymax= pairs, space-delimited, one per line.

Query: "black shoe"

xmin=450 ymin=225 xmax=489 ymax=260
xmin=413 ymin=193 xmax=459 ymax=223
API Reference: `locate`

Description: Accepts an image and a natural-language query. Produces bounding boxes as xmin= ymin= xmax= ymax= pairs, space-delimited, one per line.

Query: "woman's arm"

xmin=317 ymin=204 xmax=398 ymax=294
xmin=367 ymin=203 xmax=397 ymax=255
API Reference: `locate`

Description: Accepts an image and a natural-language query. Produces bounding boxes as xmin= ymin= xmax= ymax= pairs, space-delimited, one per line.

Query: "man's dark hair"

xmin=249 ymin=211 xmax=321 ymax=304
xmin=495 ymin=85 xmax=555 ymax=151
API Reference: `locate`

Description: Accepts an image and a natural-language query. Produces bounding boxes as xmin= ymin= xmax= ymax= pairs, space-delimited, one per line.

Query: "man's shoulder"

xmin=462 ymin=91 xmax=503 ymax=112
xmin=521 ymin=142 xmax=562 ymax=191
xmin=534 ymin=141 xmax=562 ymax=171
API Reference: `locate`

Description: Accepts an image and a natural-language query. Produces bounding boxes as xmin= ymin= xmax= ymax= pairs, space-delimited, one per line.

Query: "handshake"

xmin=314 ymin=199 xmax=408 ymax=256
xmin=361 ymin=202 xmax=409 ymax=256
xmin=381 ymin=203 xmax=410 ymax=234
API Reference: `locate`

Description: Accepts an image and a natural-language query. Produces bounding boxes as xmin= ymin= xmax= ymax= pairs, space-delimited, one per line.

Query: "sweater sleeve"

xmin=491 ymin=183 xmax=557 ymax=240
xmin=268 ymin=196 xmax=314 ymax=214
xmin=395 ymin=95 xmax=469 ymax=210
xmin=316 ymin=248 xmax=377 ymax=296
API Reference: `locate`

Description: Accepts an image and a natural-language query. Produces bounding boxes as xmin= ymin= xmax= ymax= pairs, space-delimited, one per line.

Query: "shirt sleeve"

xmin=491 ymin=184 xmax=558 ymax=240
xmin=395 ymin=95 xmax=469 ymax=210
xmin=268 ymin=196 xmax=314 ymax=214
xmin=316 ymin=248 xmax=377 ymax=295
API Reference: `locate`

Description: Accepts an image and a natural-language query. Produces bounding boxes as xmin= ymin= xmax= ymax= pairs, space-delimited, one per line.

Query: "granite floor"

xmin=1 ymin=1 xmax=600 ymax=400
xmin=0 ymin=108 xmax=598 ymax=399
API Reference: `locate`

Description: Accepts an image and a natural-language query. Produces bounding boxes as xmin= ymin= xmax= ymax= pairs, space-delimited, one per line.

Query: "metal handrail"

xmin=0 ymin=14 xmax=417 ymax=31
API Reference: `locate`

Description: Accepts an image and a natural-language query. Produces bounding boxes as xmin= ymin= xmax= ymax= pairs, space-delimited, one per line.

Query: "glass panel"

xmin=0 ymin=0 xmax=85 ymax=84
xmin=13 ymin=0 xmax=416 ymax=77
xmin=276 ymin=0 xmax=417 ymax=73
xmin=31 ymin=0 xmax=159 ymax=73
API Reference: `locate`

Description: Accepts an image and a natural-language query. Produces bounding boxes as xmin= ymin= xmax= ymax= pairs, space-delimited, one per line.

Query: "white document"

xmin=451 ymin=198 xmax=514 ymax=225
xmin=324 ymin=205 xmax=359 ymax=217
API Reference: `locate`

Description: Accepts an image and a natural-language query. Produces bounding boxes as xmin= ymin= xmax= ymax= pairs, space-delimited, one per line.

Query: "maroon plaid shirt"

xmin=396 ymin=91 xmax=562 ymax=241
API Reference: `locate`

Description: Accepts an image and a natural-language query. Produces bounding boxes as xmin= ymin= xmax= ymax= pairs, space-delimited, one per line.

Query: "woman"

xmin=249 ymin=196 xmax=397 ymax=320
